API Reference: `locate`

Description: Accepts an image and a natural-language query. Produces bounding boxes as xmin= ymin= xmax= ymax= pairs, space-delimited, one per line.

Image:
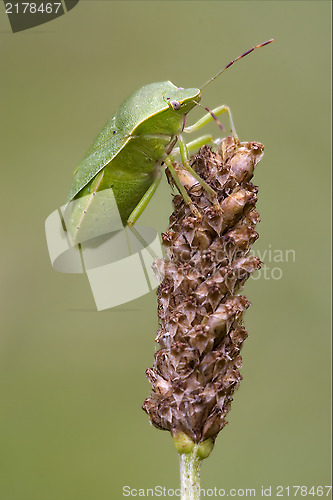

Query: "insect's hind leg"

xmin=127 ymin=170 xmax=162 ymax=226
xmin=126 ymin=172 xmax=163 ymax=260
xmin=128 ymin=225 xmax=159 ymax=260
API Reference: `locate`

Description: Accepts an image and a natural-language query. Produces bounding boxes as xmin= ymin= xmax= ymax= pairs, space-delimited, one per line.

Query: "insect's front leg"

xmin=184 ymin=104 xmax=239 ymax=142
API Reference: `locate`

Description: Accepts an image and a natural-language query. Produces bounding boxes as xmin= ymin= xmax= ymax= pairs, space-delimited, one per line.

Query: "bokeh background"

xmin=0 ymin=1 xmax=331 ymax=498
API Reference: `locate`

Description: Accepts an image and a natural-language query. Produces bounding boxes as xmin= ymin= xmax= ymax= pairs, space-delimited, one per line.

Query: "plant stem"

xmin=179 ymin=449 xmax=202 ymax=500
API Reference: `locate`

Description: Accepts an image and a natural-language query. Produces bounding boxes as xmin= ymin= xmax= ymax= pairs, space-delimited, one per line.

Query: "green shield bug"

xmin=66 ymin=40 xmax=273 ymax=244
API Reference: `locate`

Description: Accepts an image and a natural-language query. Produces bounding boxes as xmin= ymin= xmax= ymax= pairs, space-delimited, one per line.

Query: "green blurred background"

xmin=0 ymin=1 xmax=331 ymax=498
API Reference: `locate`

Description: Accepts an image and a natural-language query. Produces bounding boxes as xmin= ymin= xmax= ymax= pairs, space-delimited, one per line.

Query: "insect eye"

xmin=170 ymin=100 xmax=181 ymax=111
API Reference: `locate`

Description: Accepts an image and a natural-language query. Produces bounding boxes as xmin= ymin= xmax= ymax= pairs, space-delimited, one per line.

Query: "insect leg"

xmin=184 ymin=104 xmax=239 ymax=141
xmin=128 ymin=225 xmax=159 ymax=260
xmin=127 ymin=173 xmax=163 ymax=260
xmin=127 ymin=170 xmax=162 ymax=226
xmin=172 ymin=134 xmax=213 ymax=156
xmin=164 ymin=157 xmax=201 ymax=219
xmin=177 ymin=135 xmax=221 ymax=212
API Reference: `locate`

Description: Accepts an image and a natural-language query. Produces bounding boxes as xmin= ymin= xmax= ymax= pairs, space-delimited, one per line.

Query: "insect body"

xmin=66 ymin=40 xmax=273 ymax=244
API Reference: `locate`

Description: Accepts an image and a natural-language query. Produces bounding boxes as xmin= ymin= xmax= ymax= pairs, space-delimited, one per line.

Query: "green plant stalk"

xmin=179 ymin=450 xmax=202 ymax=500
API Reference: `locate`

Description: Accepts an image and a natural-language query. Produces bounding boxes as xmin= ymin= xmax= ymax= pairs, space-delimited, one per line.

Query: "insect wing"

xmin=67 ymin=115 xmax=128 ymax=202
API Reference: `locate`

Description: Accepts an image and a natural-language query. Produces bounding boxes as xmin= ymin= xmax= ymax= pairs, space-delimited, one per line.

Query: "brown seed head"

xmin=143 ymin=136 xmax=264 ymax=444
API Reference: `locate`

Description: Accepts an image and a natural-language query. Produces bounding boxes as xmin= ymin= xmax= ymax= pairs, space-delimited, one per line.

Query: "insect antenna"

xmin=200 ymin=39 xmax=274 ymax=90
xmin=191 ymin=101 xmax=225 ymax=132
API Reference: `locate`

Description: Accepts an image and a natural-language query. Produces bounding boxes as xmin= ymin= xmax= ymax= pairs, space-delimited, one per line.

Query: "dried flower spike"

xmin=143 ymin=136 xmax=264 ymax=459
